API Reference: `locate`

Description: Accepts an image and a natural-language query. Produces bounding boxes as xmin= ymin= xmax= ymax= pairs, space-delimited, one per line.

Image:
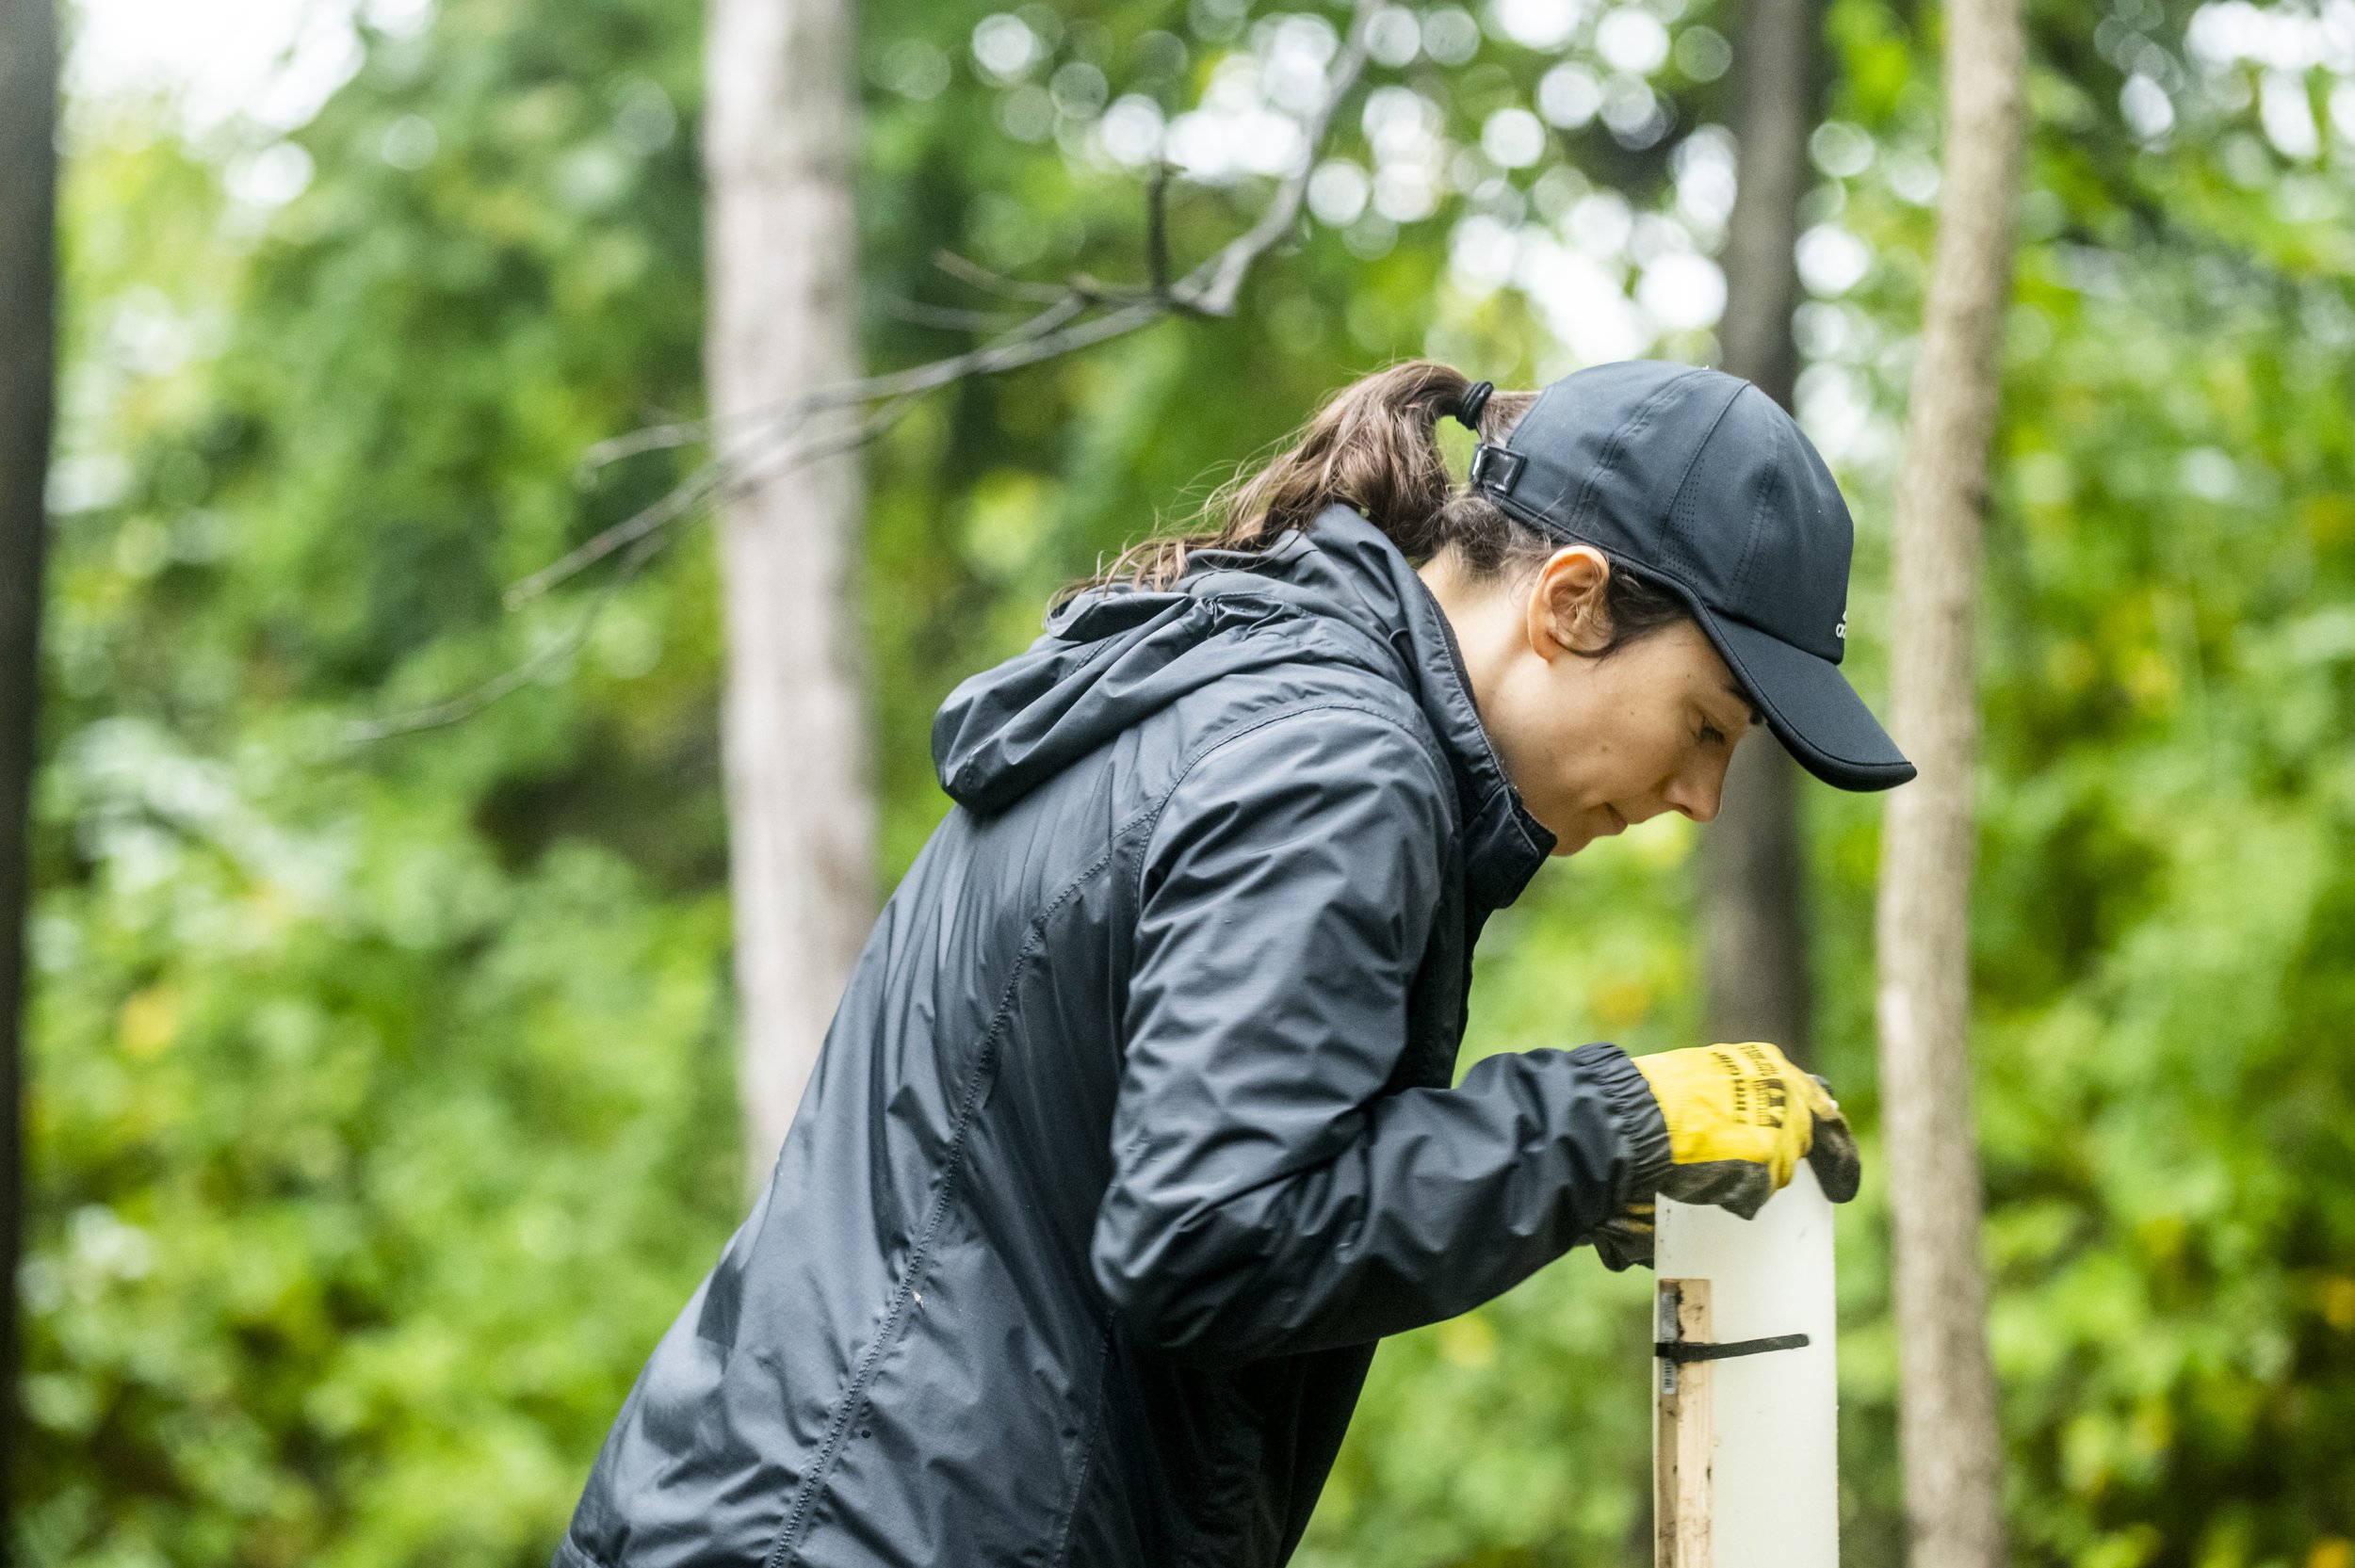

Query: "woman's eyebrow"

xmin=1722 ymin=680 xmax=1764 ymax=727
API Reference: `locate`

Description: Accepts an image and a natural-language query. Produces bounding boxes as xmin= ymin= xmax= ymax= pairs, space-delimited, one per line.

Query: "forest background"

xmin=24 ymin=0 xmax=2355 ymax=1563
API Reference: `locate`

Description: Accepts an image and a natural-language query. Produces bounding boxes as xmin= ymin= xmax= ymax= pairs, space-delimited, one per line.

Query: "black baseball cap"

xmin=1467 ymin=360 xmax=1913 ymax=792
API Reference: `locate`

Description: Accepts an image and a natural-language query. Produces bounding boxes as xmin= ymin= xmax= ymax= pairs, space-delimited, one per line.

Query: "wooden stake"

xmin=1655 ymin=1278 xmax=1713 ymax=1568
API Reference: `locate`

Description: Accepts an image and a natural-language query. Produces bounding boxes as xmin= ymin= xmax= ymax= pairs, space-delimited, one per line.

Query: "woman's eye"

xmin=1699 ymin=725 xmax=1726 ymax=747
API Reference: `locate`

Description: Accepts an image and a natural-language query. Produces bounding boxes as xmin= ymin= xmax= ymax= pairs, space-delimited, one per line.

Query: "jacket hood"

xmin=932 ymin=507 xmax=1554 ymax=911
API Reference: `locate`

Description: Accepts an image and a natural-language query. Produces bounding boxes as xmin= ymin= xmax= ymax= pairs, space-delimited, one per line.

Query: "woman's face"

xmin=1421 ymin=545 xmax=1761 ymax=855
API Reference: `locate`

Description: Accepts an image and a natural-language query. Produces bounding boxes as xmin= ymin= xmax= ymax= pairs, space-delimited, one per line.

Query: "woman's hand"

xmin=1592 ymin=1042 xmax=1860 ymax=1270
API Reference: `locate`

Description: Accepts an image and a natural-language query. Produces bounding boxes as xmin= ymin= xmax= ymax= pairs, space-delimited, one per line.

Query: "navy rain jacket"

xmin=557 ymin=506 xmax=1676 ymax=1568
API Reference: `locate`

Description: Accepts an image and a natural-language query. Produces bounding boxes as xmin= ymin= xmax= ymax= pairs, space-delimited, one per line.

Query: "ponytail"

xmin=1208 ymin=361 xmax=1527 ymax=557
xmin=1080 ymin=362 xmax=1506 ymax=590
xmin=1073 ymin=359 xmax=1687 ymax=649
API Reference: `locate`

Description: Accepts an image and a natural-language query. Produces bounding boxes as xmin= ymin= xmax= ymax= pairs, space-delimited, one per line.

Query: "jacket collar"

xmin=1275 ymin=508 xmax=1555 ymax=913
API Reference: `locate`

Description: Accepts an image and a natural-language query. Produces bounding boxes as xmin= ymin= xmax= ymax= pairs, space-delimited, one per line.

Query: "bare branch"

xmin=1146 ymin=161 xmax=1176 ymax=300
xmin=1179 ymin=0 xmax=1380 ymax=316
xmin=355 ymin=395 xmax=934 ymax=742
xmin=930 ymin=248 xmax=1074 ymax=303
xmin=567 ymin=288 xmax=1115 ymax=488
xmin=887 ymin=297 xmax=1031 ymax=332
xmin=836 ymin=296 xmax=1161 ymax=402
xmin=514 ymin=458 xmax=733 ymax=606
xmin=343 ymin=531 xmax=668 ymax=744
xmin=577 ymin=417 xmax=740 ymax=480
xmin=514 ymin=393 xmax=920 ymax=606
xmin=364 ymin=0 xmax=1383 ymax=745
xmin=575 ymin=0 xmax=1377 ymax=486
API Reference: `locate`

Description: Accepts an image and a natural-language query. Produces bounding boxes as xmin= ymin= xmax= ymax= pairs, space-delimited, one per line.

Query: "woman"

xmin=556 ymin=359 xmax=1909 ymax=1568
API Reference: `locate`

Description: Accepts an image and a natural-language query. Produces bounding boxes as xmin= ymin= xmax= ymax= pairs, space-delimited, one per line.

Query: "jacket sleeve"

xmin=1089 ymin=706 xmax=1674 ymax=1367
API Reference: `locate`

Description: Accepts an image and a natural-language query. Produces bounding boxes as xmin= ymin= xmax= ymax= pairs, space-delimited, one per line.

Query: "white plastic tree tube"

xmin=1652 ymin=1163 xmax=1840 ymax=1567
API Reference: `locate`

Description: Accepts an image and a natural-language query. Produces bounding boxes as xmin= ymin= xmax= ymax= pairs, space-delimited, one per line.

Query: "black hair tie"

xmin=1453 ymin=380 xmax=1494 ymax=432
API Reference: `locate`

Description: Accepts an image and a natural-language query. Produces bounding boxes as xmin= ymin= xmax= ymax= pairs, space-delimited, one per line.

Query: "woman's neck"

xmin=1416 ymin=547 xmax=1514 ymax=717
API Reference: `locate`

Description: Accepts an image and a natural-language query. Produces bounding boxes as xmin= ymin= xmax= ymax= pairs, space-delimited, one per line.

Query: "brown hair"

xmin=1078 ymin=360 xmax=1688 ymax=650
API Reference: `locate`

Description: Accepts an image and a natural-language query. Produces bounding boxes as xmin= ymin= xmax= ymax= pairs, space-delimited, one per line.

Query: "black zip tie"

xmin=1653 ymin=1333 xmax=1811 ymax=1364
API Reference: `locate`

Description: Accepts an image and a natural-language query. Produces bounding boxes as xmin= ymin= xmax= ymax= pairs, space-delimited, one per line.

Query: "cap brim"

xmin=1696 ymin=611 xmax=1915 ymax=792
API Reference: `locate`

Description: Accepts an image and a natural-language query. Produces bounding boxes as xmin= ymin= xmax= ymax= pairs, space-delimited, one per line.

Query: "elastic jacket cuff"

xmin=1566 ymin=1042 xmax=1674 ymax=1209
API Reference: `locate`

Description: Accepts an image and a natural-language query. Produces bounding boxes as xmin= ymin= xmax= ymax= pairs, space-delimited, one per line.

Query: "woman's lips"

xmin=1603 ymin=803 xmax=1627 ymax=833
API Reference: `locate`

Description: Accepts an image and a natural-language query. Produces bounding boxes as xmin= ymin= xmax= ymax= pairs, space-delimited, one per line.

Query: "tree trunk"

xmin=1702 ymin=0 xmax=1822 ymax=1060
xmin=704 ymin=0 xmax=875 ymax=1187
xmin=0 ymin=0 xmax=59 ymax=1529
xmin=1874 ymin=0 xmax=2024 ymax=1563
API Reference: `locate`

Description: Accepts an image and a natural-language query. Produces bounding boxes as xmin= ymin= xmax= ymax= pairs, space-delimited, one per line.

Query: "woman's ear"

xmin=1526 ymin=546 xmax=1616 ymax=659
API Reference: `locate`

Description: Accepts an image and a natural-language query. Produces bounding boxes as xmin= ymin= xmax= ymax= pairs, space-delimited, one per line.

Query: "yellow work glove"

xmin=1592 ymin=1043 xmax=1860 ymax=1271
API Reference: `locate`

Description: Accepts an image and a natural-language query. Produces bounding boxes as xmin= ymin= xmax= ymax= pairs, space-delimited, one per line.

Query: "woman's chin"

xmin=1549 ymin=823 xmax=1601 ymax=857
xmin=1542 ymin=806 xmax=1624 ymax=857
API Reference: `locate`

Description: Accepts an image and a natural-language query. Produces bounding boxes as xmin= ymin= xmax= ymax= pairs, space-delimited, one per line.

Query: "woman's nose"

xmin=1663 ymin=761 xmax=1728 ymax=823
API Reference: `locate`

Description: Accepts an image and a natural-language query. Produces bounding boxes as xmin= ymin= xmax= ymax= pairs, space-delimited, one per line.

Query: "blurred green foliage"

xmin=28 ymin=4 xmax=739 ymax=1561
xmin=25 ymin=0 xmax=2355 ymax=1564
